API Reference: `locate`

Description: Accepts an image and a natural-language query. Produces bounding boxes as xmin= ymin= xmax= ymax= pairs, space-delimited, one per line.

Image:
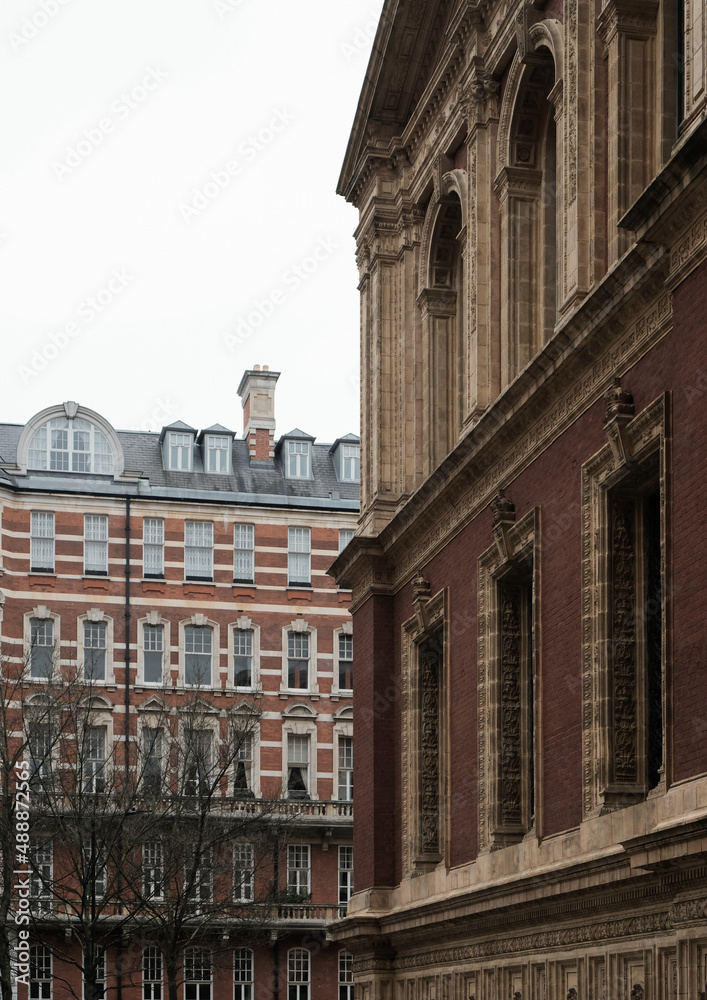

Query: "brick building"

xmin=332 ymin=2 xmax=707 ymax=1000
xmin=0 ymin=366 xmax=359 ymax=999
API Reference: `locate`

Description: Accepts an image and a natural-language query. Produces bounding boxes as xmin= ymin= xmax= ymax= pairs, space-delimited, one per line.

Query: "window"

xmin=143 ymin=518 xmax=164 ymax=578
xmin=29 ymin=723 xmax=52 ymax=791
xmin=143 ymin=842 xmax=164 ymax=900
xmin=338 ymin=529 xmax=354 ymax=553
xmin=184 ymin=730 xmax=212 ymax=796
xmin=287 ymin=845 xmax=310 ymax=897
xmin=339 ymin=953 xmax=354 ymax=1000
xmin=29 ymin=618 xmax=54 ymax=680
xmin=84 ymin=947 xmax=106 ymax=1000
xmin=167 ymin=432 xmax=192 ymax=471
xmin=338 ymin=737 xmax=353 ymax=802
xmin=287 ymin=632 xmax=309 ymax=690
xmin=187 ymin=848 xmax=213 ymax=909
xmin=338 ymin=847 xmax=353 ymax=908
xmin=185 ymin=521 xmax=213 ymax=581
xmin=28 ymin=417 xmax=113 ymax=474
xmin=30 ymin=840 xmax=53 ymax=913
xmin=84 ymin=515 xmax=108 ymax=575
xmin=206 ymin=435 xmax=230 ymax=473
xmin=340 ymin=444 xmax=360 ymax=482
xmin=233 ymin=629 xmax=253 ymax=688
xmin=287 ymin=949 xmax=310 ymax=1000
xmin=30 ymin=512 xmax=55 ymax=572
xmin=142 ymin=729 xmax=163 ymax=797
xmin=143 ymin=946 xmax=163 ymax=1000
xmin=234 ymin=524 xmax=254 ymax=583
xmin=234 ymin=735 xmax=253 ymax=796
xmin=185 ymin=626 xmax=213 ymax=686
xmin=83 ymin=726 xmax=107 ymax=794
xmin=338 ymin=633 xmax=353 ymax=692
xmin=83 ymin=621 xmax=107 ymax=681
xmin=83 ymin=840 xmax=107 ymax=900
xmin=234 ymin=949 xmax=253 ymax=1000
xmin=184 ymin=948 xmax=212 ymax=1000
xmin=29 ymin=945 xmax=52 ymax=1000
xmin=286 ymin=440 xmax=310 ymax=478
xmin=288 ymin=527 xmax=311 ymax=586
xmin=287 ymin=735 xmax=310 ymax=798
xmin=143 ymin=625 xmax=164 ymax=685
xmin=233 ymin=843 xmax=254 ymax=902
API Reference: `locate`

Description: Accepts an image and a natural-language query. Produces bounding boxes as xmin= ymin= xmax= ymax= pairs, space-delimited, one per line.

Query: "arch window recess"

xmin=477 ymin=499 xmax=541 ymax=851
xmin=496 ymin=44 xmax=560 ymax=387
xmin=418 ymin=188 xmax=465 ymax=474
xmin=581 ymin=385 xmax=669 ymax=816
xmin=180 ymin=616 xmax=220 ymax=689
xmin=288 ymin=949 xmax=310 ymax=1000
xmin=401 ymin=579 xmax=448 ymax=874
xmin=25 ymin=607 xmax=60 ymax=681
xmin=282 ymin=707 xmax=318 ymax=800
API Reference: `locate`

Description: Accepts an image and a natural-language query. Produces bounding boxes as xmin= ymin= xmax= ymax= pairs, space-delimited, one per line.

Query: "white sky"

xmin=0 ymin=0 xmax=384 ymax=445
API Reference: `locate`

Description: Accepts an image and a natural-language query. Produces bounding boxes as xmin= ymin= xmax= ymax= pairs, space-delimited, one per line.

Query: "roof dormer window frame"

xmin=285 ymin=440 xmax=312 ymax=480
xmin=340 ymin=443 xmax=360 ymax=483
xmin=204 ymin=434 xmax=231 ymax=475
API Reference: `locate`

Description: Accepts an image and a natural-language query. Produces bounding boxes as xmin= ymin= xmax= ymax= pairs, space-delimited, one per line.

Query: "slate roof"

xmin=0 ymin=420 xmax=360 ymax=510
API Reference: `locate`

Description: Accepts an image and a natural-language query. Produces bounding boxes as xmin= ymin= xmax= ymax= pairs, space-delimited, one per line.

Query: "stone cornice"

xmin=334 ymin=241 xmax=671 ymax=608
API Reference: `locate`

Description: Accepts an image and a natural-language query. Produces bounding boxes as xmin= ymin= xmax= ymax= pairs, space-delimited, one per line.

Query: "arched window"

xmin=28 ymin=416 xmax=113 ymax=474
xmin=497 ymin=49 xmax=558 ymax=386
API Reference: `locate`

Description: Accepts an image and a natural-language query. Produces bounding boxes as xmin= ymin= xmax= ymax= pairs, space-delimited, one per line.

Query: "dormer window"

xmin=340 ymin=444 xmax=360 ymax=482
xmin=28 ymin=417 xmax=113 ymax=474
xmin=287 ymin=440 xmax=311 ymax=479
xmin=168 ymin=433 xmax=192 ymax=471
xmin=206 ymin=435 xmax=230 ymax=474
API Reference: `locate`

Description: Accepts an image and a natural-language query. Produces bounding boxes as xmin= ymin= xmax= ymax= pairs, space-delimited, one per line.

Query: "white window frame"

xmin=287 ymin=527 xmax=311 ymax=587
xmin=78 ymin=610 xmax=114 ymax=684
xmin=229 ymin=616 xmax=260 ymax=691
xmin=339 ymin=951 xmax=354 ymax=1000
xmin=337 ymin=735 xmax=354 ymax=802
xmin=84 ymin=514 xmax=108 ymax=576
xmin=332 ymin=623 xmax=353 ymax=696
xmin=81 ymin=710 xmax=114 ymax=795
xmin=143 ymin=946 xmax=163 ymax=1000
xmin=83 ymin=725 xmax=107 ymax=794
xmin=287 ymin=844 xmax=311 ymax=897
xmin=338 ymin=528 xmax=354 ymax=554
xmin=141 ymin=726 xmax=164 ymax=797
xmin=27 ymin=416 xmax=114 ymax=475
xmin=234 ymin=949 xmax=254 ymax=1000
xmin=282 ymin=716 xmax=318 ymax=800
xmin=166 ymin=431 xmax=192 ymax=471
xmin=233 ymin=843 xmax=254 ymax=902
xmin=143 ymin=841 xmax=164 ymax=901
xmin=285 ymin=440 xmax=311 ymax=479
xmin=280 ymin=622 xmax=318 ymax=696
xmin=27 ymin=614 xmax=56 ymax=681
xmin=182 ymin=725 xmax=216 ymax=798
xmin=28 ymin=718 xmax=54 ymax=791
xmin=338 ymin=848 xmax=353 ymax=909
xmin=287 ymin=948 xmax=310 ymax=1000
xmin=333 ymin=716 xmax=354 ymax=804
xmin=29 ymin=944 xmax=52 ymax=1000
xmin=184 ymin=947 xmax=212 ymax=1000
xmin=29 ymin=839 xmax=53 ymax=914
xmin=82 ymin=840 xmax=107 ymax=900
xmin=233 ymin=523 xmax=255 ymax=583
xmin=138 ymin=613 xmax=171 ymax=686
xmin=25 ymin=608 xmax=60 ymax=683
xmin=340 ymin=444 xmax=360 ymax=482
xmin=205 ymin=434 xmax=231 ymax=474
xmin=186 ymin=848 xmax=213 ymax=911
xmin=185 ymin=521 xmax=214 ymax=581
xmin=181 ymin=617 xmax=218 ymax=688
xmin=30 ymin=511 xmax=55 ymax=573
xmin=143 ymin=517 xmax=165 ymax=578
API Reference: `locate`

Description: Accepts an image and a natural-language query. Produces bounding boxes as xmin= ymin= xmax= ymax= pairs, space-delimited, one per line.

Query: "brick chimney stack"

xmin=237 ymin=365 xmax=280 ymax=462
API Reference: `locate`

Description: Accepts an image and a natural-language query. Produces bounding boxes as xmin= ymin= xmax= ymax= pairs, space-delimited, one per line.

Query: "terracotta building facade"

xmin=0 ymin=367 xmax=359 ymax=1000
xmin=332 ymin=3 xmax=707 ymax=1000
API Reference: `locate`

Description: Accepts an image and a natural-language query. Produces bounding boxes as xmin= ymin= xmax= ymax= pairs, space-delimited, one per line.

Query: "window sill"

xmin=82 ymin=576 xmax=109 ymax=590
xmin=29 ymin=573 xmax=56 ymax=588
xmin=142 ymin=578 xmax=166 ymax=594
xmin=183 ymin=582 xmax=215 ymax=597
xmin=279 ymin=690 xmax=319 ymax=700
xmin=287 ymin=587 xmax=312 ymax=601
xmin=233 ymin=584 xmax=256 ymax=599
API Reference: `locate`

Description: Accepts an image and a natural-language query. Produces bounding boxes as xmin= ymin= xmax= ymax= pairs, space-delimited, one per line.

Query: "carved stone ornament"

xmin=412 ymin=571 xmax=431 ymax=605
xmin=420 ymin=641 xmax=440 ymax=854
xmin=603 ymin=378 xmax=636 ymax=467
xmin=491 ymin=488 xmax=516 ymax=527
xmin=567 ymin=990 xmax=578 ymax=1000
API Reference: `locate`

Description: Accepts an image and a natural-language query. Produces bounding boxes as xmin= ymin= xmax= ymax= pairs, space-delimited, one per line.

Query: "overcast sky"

xmin=1 ymin=0 xmax=384 ymax=445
